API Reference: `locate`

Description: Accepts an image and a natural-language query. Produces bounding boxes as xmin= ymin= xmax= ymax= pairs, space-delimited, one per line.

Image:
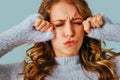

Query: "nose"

xmin=64 ymin=23 xmax=74 ymax=38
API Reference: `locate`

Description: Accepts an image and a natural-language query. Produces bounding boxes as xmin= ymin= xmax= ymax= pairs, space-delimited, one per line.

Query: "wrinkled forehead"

xmin=50 ymin=1 xmax=82 ymax=22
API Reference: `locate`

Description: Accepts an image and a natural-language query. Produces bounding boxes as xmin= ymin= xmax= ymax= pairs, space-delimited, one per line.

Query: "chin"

xmin=63 ymin=51 xmax=78 ymax=57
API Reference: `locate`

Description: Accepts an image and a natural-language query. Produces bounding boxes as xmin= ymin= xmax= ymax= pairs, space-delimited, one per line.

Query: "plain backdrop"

xmin=0 ymin=0 xmax=120 ymax=64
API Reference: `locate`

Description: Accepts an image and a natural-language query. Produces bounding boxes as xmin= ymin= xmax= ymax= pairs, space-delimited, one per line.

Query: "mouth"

xmin=64 ymin=40 xmax=77 ymax=46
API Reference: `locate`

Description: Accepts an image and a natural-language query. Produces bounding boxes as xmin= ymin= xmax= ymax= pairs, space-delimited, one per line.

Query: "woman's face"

xmin=50 ymin=2 xmax=85 ymax=57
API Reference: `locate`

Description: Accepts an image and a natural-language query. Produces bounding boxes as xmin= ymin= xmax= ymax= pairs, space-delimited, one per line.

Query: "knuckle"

xmin=86 ymin=17 xmax=92 ymax=21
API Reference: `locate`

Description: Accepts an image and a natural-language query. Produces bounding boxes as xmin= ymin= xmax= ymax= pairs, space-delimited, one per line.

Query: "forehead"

xmin=50 ymin=1 xmax=82 ymax=21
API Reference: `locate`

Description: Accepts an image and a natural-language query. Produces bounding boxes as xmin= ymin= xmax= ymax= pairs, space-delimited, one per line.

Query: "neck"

xmin=55 ymin=55 xmax=80 ymax=65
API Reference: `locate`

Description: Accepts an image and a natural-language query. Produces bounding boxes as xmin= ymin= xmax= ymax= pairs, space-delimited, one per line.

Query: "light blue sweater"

xmin=0 ymin=13 xmax=120 ymax=80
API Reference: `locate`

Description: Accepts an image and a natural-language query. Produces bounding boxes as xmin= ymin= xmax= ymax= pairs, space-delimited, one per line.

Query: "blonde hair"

xmin=23 ymin=0 xmax=119 ymax=80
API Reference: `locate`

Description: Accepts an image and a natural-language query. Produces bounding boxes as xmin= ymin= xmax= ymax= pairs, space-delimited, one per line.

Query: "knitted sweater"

xmin=0 ymin=13 xmax=120 ymax=80
xmin=0 ymin=56 xmax=120 ymax=80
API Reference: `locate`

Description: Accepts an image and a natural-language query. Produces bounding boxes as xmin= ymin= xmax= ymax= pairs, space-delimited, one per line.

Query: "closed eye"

xmin=73 ymin=22 xmax=82 ymax=25
xmin=54 ymin=23 xmax=64 ymax=27
xmin=53 ymin=20 xmax=64 ymax=27
xmin=72 ymin=18 xmax=83 ymax=25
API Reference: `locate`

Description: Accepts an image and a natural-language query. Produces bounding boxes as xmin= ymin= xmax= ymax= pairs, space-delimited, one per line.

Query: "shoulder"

xmin=111 ymin=55 xmax=120 ymax=75
xmin=0 ymin=61 xmax=24 ymax=80
xmin=0 ymin=61 xmax=24 ymax=70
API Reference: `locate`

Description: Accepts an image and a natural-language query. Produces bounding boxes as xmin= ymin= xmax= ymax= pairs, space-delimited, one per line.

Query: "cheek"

xmin=76 ymin=27 xmax=85 ymax=46
xmin=53 ymin=28 xmax=63 ymax=40
xmin=51 ymin=30 xmax=62 ymax=47
xmin=76 ymin=27 xmax=85 ymax=37
xmin=51 ymin=37 xmax=62 ymax=53
xmin=51 ymin=39 xmax=56 ymax=48
xmin=51 ymin=39 xmax=57 ymax=49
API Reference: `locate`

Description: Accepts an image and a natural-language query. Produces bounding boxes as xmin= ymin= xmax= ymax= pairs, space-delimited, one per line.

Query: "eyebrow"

xmin=72 ymin=17 xmax=83 ymax=20
xmin=53 ymin=20 xmax=65 ymax=23
xmin=52 ymin=16 xmax=83 ymax=23
xmin=53 ymin=18 xmax=82 ymax=22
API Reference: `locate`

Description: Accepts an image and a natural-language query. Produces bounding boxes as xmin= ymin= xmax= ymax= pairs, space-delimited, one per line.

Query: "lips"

xmin=64 ymin=40 xmax=77 ymax=46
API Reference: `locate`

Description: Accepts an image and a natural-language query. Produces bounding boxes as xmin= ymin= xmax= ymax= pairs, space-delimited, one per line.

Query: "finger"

xmin=88 ymin=16 xmax=102 ymax=28
xmin=92 ymin=16 xmax=101 ymax=28
xmin=34 ymin=16 xmax=42 ymax=30
xmin=38 ymin=20 xmax=47 ymax=30
xmin=87 ymin=17 xmax=96 ymax=28
xmin=83 ymin=20 xmax=91 ymax=34
xmin=92 ymin=14 xmax=104 ymax=28
xmin=40 ymin=21 xmax=50 ymax=32
xmin=96 ymin=14 xmax=104 ymax=26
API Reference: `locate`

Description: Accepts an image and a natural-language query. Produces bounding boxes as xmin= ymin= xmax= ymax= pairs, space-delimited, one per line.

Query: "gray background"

xmin=0 ymin=0 xmax=120 ymax=64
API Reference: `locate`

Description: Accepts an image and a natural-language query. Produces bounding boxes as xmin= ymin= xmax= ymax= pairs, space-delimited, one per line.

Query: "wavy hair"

xmin=23 ymin=0 xmax=119 ymax=80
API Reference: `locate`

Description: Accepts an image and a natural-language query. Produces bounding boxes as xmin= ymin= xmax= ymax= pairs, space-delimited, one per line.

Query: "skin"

xmin=50 ymin=2 xmax=84 ymax=57
xmin=34 ymin=1 xmax=104 ymax=57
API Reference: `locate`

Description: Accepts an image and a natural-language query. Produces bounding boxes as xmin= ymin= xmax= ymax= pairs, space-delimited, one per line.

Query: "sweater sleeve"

xmin=88 ymin=14 xmax=120 ymax=42
xmin=0 ymin=13 xmax=54 ymax=57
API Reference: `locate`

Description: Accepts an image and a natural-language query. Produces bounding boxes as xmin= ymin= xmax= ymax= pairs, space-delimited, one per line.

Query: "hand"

xmin=0 ymin=13 xmax=55 ymax=55
xmin=83 ymin=14 xmax=104 ymax=34
xmin=34 ymin=16 xmax=54 ymax=32
xmin=9 ymin=13 xmax=55 ymax=43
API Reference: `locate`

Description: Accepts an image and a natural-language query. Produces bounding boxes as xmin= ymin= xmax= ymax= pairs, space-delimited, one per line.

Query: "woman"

xmin=0 ymin=0 xmax=120 ymax=80
xmin=24 ymin=0 xmax=120 ymax=80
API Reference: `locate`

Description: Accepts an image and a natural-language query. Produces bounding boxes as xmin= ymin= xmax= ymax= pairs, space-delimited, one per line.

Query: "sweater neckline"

xmin=55 ymin=55 xmax=80 ymax=65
